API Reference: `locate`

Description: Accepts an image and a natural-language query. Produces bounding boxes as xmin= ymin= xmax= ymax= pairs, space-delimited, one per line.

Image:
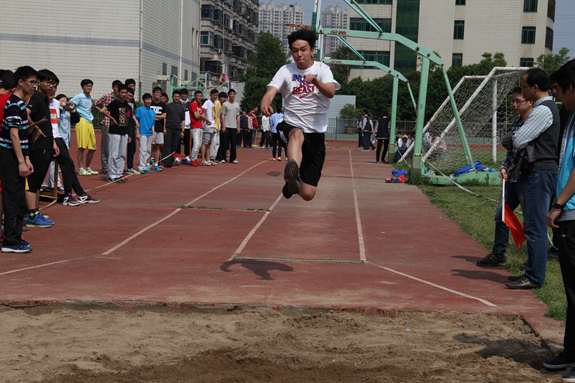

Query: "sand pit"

xmin=0 ymin=306 xmax=563 ymax=382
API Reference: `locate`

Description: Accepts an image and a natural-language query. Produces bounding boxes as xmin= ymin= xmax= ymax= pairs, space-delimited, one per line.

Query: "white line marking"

xmin=230 ymin=193 xmax=283 ymax=260
xmin=349 ymin=150 xmax=367 ymax=263
xmin=0 ymin=161 xmax=268 ymax=276
xmin=367 ymin=261 xmax=497 ymax=307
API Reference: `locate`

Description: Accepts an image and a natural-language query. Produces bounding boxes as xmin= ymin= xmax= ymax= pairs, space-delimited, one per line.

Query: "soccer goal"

xmin=398 ymin=67 xmax=528 ymax=184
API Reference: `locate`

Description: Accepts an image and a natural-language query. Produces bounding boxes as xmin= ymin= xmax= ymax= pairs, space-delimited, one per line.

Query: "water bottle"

xmin=486 ymin=168 xmax=495 ymax=172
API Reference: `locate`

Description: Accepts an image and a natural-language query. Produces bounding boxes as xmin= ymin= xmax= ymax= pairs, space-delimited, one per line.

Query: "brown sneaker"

xmin=476 ymin=252 xmax=506 ymax=267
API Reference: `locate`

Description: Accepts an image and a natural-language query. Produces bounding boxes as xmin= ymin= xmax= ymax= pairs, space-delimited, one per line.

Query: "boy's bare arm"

xmin=303 ymin=74 xmax=335 ymax=98
xmin=155 ymin=113 xmax=166 ymax=121
xmin=10 ymin=128 xmax=32 ymax=177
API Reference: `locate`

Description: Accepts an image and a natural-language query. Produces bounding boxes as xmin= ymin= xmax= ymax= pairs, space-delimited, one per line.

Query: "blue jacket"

xmin=557 ymin=112 xmax=575 ymax=221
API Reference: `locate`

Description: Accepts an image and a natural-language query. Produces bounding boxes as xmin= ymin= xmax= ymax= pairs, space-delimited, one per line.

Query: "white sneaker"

xmin=175 ymin=157 xmax=181 ymax=163
xmin=209 ymin=160 xmax=218 ymax=166
xmin=184 ymin=156 xmax=190 ymax=162
xmin=220 ymin=159 xmax=225 ymax=163
xmin=232 ymin=160 xmax=238 ymax=164
xmin=201 ymin=161 xmax=211 ymax=166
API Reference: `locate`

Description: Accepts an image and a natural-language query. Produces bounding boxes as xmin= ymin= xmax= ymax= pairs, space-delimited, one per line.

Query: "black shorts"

xmin=277 ymin=121 xmax=325 ymax=187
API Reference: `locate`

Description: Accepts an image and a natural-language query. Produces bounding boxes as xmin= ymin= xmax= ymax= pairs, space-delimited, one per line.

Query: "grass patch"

xmin=417 ymin=183 xmax=566 ymax=323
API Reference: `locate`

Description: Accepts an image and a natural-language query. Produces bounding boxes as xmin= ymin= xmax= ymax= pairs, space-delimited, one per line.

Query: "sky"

xmin=267 ymin=0 xmax=575 ymax=56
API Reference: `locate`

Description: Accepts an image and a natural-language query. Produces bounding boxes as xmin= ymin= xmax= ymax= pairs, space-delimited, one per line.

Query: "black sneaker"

xmin=284 ymin=159 xmax=300 ymax=196
xmin=544 ymin=354 xmax=575 ymax=370
xmin=476 ymin=252 xmax=506 ymax=267
xmin=507 ymin=274 xmax=524 ymax=282
xmin=282 ymin=183 xmax=292 ymax=199
xmin=563 ymin=367 xmax=575 ymax=382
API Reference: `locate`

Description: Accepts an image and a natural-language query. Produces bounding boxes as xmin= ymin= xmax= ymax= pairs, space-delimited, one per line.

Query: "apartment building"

xmin=259 ymin=1 xmax=305 ymax=55
xmin=321 ymin=5 xmax=348 ymax=57
xmin=345 ymin=0 xmax=555 ymax=79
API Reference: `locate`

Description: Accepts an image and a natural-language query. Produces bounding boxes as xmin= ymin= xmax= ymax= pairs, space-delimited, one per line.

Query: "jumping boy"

xmin=261 ymin=29 xmax=340 ymax=201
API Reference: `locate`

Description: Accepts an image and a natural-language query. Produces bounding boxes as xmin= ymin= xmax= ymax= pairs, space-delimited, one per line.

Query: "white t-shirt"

xmin=268 ymin=61 xmax=340 ymax=133
xmin=49 ymin=98 xmax=62 ymax=139
xmin=261 ymin=115 xmax=270 ymax=132
xmin=202 ymin=99 xmax=216 ymax=131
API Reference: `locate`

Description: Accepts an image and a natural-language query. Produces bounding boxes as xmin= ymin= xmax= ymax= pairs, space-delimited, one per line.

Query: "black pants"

xmin=28 ymin=147 xmax=53 ymax=193
xmin=259 ymin=131 xmax=271 ymax=148
xmin=239 ymin=129 xmax=249 ymax=148
xmin=161 ymin=129 xmax=181 ymax=167
xmin=183 ymin=129 xmax=191 ymax=157
xmin=272 ymin=132 xmax=283 ymax=159
xmin=376 ymin=139 xmax=389 ymax=162
xmin=358 ymin=131 xmax=362 ymax=147
xmin=555 ymin=220 xmax=575 ymax=360
xmin=219 ymin=128 xmax=237 ymax=162
xmin=246 ymin=129 xmax=253 ymax=147
xmin=362 ymin=132 xmax=375 ymax=150
xmin=126 ymin=128 xmax=136 ymax=169
xmin=54 ymin=138 xmax=84 ymax=196
xmin=0 ymin=149 xmax=26 ymax=246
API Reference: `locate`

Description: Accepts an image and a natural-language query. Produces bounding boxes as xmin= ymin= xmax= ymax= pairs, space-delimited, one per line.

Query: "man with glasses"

xmin=477 ymin=88 xmax=532 ymax=267
xmin=505 ymin=68 xmax=560 ymax=289
xmin=25 ymin=69 xmax=60 ymax=228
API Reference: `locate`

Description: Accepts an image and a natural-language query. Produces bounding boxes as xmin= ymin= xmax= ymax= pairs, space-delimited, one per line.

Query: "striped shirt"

xmin=0 ymin=94 xmax=29 ymax=155
xmin=512 ymin=96 xmax=554 ymax=149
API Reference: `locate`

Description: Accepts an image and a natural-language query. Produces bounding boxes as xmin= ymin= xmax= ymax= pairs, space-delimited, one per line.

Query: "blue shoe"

xmin=21 ymin=238 xmax=32 ymax=248
xmin=181 ymin=160 xmax=190 ymax=165
xmin=153 ymin=165 xmax=162 ymax=172
xmin=78 ymin=193 xmax=100 ymax=204
xmin=38 ymin=213 xmax=54 ymax=225
xmin=26 ymin=214 xmax=53 ymax=228
xmin=142 ymin=169 xmax=152 ymax=174
xmin=2 ymin=243 xmax=32 ymax=253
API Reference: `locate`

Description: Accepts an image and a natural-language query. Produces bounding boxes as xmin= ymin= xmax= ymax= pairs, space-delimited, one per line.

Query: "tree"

xmin=339 ymin=103 xmax=362 ymax=119
xmin=329 ymin=45 xmax=356 ymax=78
xmin=241 ymin=32 xmax=289 ymax=111
xmin=536 ymin=47 xmax=571 ymax=75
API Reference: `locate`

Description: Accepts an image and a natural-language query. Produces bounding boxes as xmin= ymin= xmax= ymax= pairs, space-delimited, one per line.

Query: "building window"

xmin=546 ymin=26 xmax=554 ymax=50
xmin=520 ymin=58 xmax=534 ymax=67
xmin=455 ymin=0 xmax=465 ymax=5
xmin=185 ymin=70 xmax=188 ymax=81
xmin=201 ymin=31 xmax=214 ymax=46
xmin=522 ymin=27 xmax=536 ymax=44
xmin=453 ymin=21 xmax=465 ymax=40
xmin=524 ymin=0 xmax=537 ymax=12
xmin=548 ymin=0 xmax=556 ymax=21
xmin=162 ymin=63 xmax=167 ymax=76
xmin=350 ymin=18 xmax=392 ymax=32
xmin=201 ymin=5 xmax=214 ymax=19
xmin=352 ymin=51 xmax=390 ymax=69
xmin=355 ymin=0 xmax=392 ymax=3
xmin=171 ymin=66 xmax=178 ymax=77
xmin=452 ymin=53 xmax=463 ymax=67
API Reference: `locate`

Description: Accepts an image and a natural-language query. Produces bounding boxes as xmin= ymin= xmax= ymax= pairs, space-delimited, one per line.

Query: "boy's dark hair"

xmin=127 ymin=88 xmax=135 ymax=95
xmin=381 ymin=109 xmax=388 ymax=117
xmin=112 ymin=80 xmax=123 ymax=88
xmin=117 ymin=84 xmax=128 ymax=92
xmin=228 ymin=89 xmax=236 ymax=94
xmin=524 ymin=68 xmax=550 ymax=92
xmin=152 ymin=86 xmax=163 ymax=93
xmin=549 ymin=71 xmax=557 ymax=85
xmin=363 ymin=109 xmax=368 ymax=114
xmin=125 ymin=78 xmax=136 ymax=86
xmin=210 ymin=88 xmax=219 ymax=95
xmin=555 ymin=59 xmax=575 ymax=93
xmin=37 ymin=69 xmax=60 ymax=85
xmin=0 ymin=71 xmax=16 ymax=90
xmin=276 ymin=104 xmax=282 ymax=113
xmin=288 ymin=29 xmax=317 ymax=50
xmin=172 ymin=90 xmax=181 ymax=96
xmin=194 ymin=90 xmax=203 ymax=96
xmin=219 ymin=92 xmax=228 ymax=98
xmin=14 ymin=66 xmax=38 ymax=84
xmin=55 ymin=94 xmax=67 ymax=100
xmin=162 ymin=93 xmax=169 ymax=99
xmin=142 ymin=93 xmax=152 ymax=101
xmin=80 ymin=79 xmax=93 ymax=87
xmin=512 ymin=86 xmax=523 ymax=95
xmin=180 ymin=88 xmax=189 ymax=95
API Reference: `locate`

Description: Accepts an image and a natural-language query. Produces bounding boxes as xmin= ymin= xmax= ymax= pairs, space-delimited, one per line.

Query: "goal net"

xmin=398 ymin=67 xmax=528 ymax=176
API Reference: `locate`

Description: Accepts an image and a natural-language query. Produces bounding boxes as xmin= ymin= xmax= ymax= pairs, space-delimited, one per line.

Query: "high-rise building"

xmin=259 ymin=1 xmax=305 ymax=55
xmin=345 ymin=0 xmax=555 ymax=80
xmin=321 ymin=5 xmax=348 ymax=57
xmin=201 ymin=0 xmax=260 ymax=81
xmin=0 ymin=0 xmax=201 ymax=100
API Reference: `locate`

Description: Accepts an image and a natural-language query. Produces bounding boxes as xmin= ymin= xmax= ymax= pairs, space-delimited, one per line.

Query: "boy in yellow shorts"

xmin=71 ymin=79 xmax=98 ymax=175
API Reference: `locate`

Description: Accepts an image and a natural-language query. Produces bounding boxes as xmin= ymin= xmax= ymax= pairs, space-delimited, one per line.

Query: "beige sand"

xmin=0 ymin=306 xmax=563 ymax=382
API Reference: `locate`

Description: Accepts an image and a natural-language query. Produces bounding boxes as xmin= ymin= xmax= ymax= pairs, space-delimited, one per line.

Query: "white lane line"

xmin=230 ymin=193 xmax=283 ymax=260
xmin=0 ymin=161 xmax=268 ymax=276
xmin=349 ymin=150 xmax=367 ymax=263
xmin=367 ymin=261 xmax=497 ymax=307
xmin=102 ymin=160 xmax=268 ymax=255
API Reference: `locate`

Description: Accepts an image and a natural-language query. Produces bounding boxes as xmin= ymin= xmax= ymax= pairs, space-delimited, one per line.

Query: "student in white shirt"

xmin=261 ymin=29 xmax=340 ymax=201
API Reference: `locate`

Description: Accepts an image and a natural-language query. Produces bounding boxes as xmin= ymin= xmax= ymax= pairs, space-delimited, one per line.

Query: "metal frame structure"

xmin=313 ymin=0 xmax=492 ymax=182
xmin=159 ymin=74 xmax=230 ymax=102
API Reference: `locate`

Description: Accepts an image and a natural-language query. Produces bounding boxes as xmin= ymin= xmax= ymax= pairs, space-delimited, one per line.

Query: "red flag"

xmin=504 ymin=204 xmax=526 ymax=249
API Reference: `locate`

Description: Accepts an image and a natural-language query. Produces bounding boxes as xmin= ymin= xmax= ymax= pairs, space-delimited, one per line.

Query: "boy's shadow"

xmin=220 ymin=260 xmax=294 ymax=280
